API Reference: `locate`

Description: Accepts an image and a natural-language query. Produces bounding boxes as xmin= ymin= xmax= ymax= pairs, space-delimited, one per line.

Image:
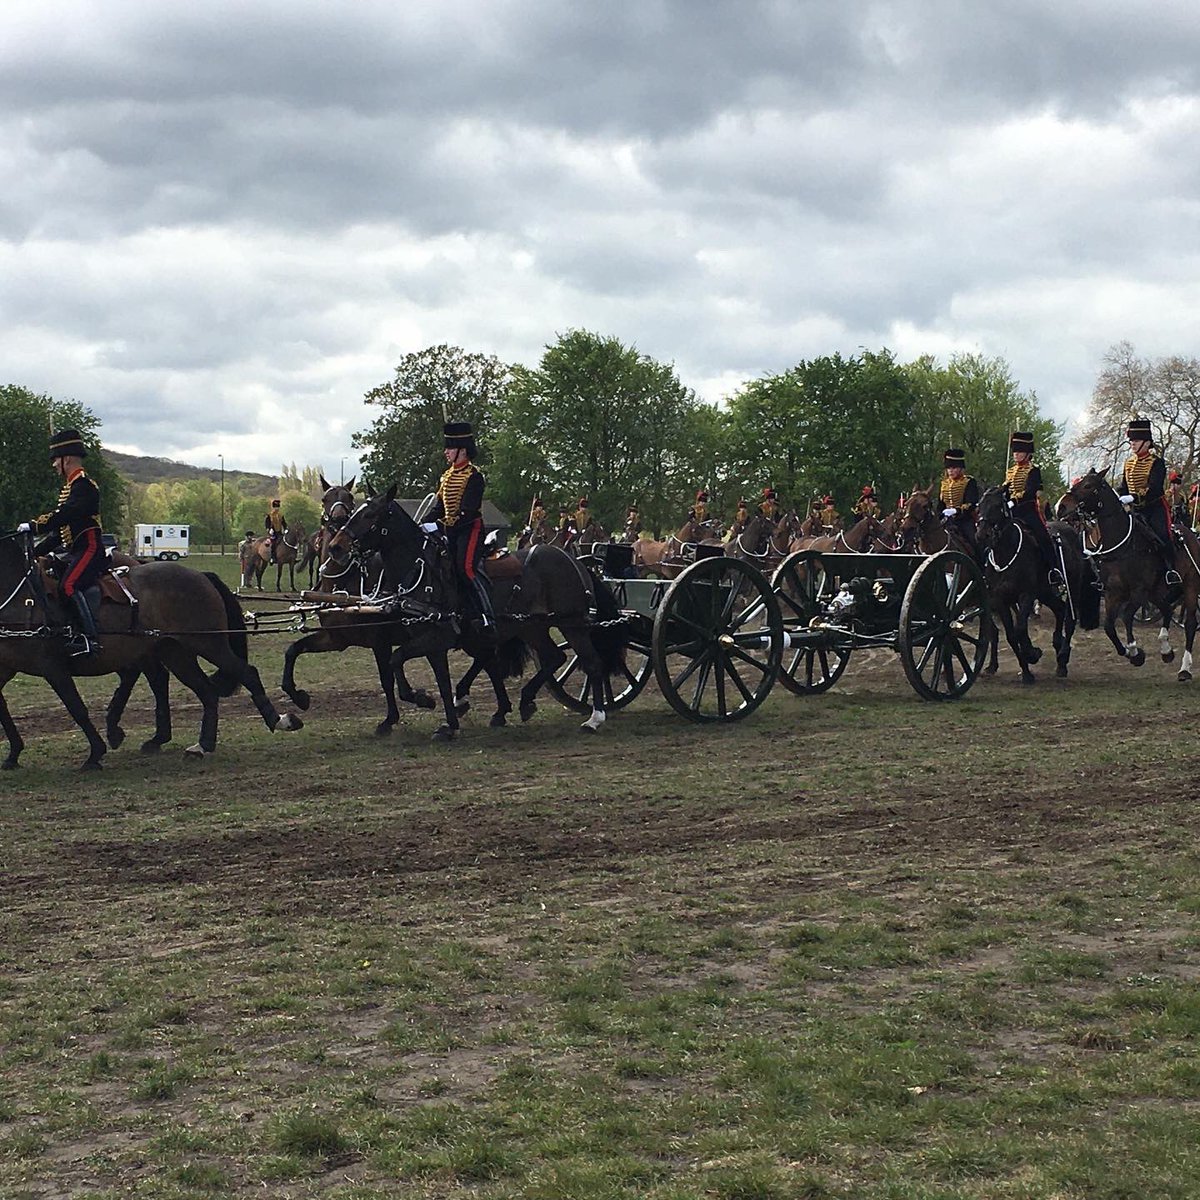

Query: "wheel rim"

xmin=547 ymin=630 xmax=652 ymax=712
xmin=899 ymin=552 xmax=990 ymax=700
xmin=652 ymin=557 xmax=782 ymax=722
xmin=771 ymin=551 xmax=851 ymax=694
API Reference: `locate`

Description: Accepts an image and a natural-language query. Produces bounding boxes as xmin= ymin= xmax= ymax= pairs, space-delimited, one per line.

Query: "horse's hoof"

xmin=431 ymin=725 xmax=457 ymax=742
xmin=519 ymin=702 xmax=537 ymax=723
xmin=1 ymin=759 xmax=19 ymax=771
xmin=489 ymin=713 xmax=507 ymax=728
xmin=374 ymin=721 xmax=394 ymax=737
xmin=1179 ymin=670 xmax=1192 ymax=683
xmin=983 ymin=664 xmax=998 ymax=675
xmin=81 ymin=759 xmax=103 ymax=772
xmin=107 ymin=726 xmax=126 ymax=750
xmin=139 ymin=739 xmax=163 ymax=755
xmin=276 ymin=713 xmax=304 ymax=732
xmin=1056 ymin=666 xmax=1068 ymax=678
xmin=1129 ymin=650 xmax=1146 ymax=667
xmin=454 ymin=698 xmax=471 ymax=716
xmin=1162 ymin=651 xmax=1175 ymax=663
xmin=183 ymin=743 xmax=208 ymax=758
xmin=580 ymin=712 xmax=606 ymax=732
xmin=416 ymin=691 xmax=437 ymax=711
xmin=1020 ymin=674 xmax=1037 ymax=686
xmin=290 ymin=690 xmax=311 ymax=711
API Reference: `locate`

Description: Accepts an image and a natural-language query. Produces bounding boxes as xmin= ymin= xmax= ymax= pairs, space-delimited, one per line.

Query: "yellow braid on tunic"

xmin=438 ymin=464 xmax=473 ymax=527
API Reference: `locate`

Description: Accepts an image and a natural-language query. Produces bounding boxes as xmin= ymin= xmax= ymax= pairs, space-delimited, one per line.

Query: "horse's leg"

xmin=453 ymin=657 xmax=486 ymax=715
xmin=984 ymin=622 xmax=999 ymax=674
xmin=105 ymin=668 xmax=141 ymax=750
xmin=1121 ymin=601 xmax=1145 ymax=666
xmin=1158 ymin=606 xmax=1175 ymax=663
xmin=45 ymin=668 xmax=107 ymax=770
xmin=563 ymin=626 xmax=607 ymax=732
xmin=0 ymin=671 xmax=24 ymax=769
xmin=392 ymin=637 xmax=460 ymax=741
xmin=196 ymin=635 xmax=301 ymax=733
xmin=1180 ymin=588 xmax=1198 ymax=682
xmin=999 ymin=603 xmax=1034 ymax=684
xmin=1047 ymin=596 xmax=1072 ymax=678
xmin=1017 ymin=594 xmax=1042 ymax=664
xmin=514 ymin=628 xmax=566 ymax=722
xmin=157 ymin=643 xmax=220 ymax=755
xmin=281 ymin=630 xmax=342 ymax=710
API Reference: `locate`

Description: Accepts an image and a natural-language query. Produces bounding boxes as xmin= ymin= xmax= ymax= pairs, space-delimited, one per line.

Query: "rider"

xmin=423 ymin=420 xmax=496 ymax=629
xmin=1118 ymin=417 xmax=1179 ymax=585
xmin=851 ymin=485 xmax=880 ymax=523
xmin=265 ymin=498 xmax=288 ymax=563
xmin=1004 ymin=431 xmax=1062 ymax=586
xmin=527 ymin=495 xmax=546 ymax=533
xmin=760 ymin=487 xmax=779 ymax=520
xmin=691 ymin=490 xmax=709 ymax=524
xmin=16 ymin=428 xmax=104 ymax=656
xmin=1166 ymin=470 xmax=1188 ymax=530
xmin=819 ymin=494 xmax=840 ymax=528
xmin=624 ymin=504 xmax=642 ymax=539
xmin=574 ymin=497 xmax=594 ymax=534
xmin=938 ymin=448 xmax=980 ymax=551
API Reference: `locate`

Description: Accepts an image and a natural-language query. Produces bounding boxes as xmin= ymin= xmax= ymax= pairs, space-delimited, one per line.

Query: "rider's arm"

xmin=1141 ymin=458 xmax=1166 ymax=504
xmin=961 ymin=477 xmax=980 ymax=513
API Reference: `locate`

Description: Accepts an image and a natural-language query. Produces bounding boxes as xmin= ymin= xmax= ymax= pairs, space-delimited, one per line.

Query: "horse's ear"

xmin=364 ymin=480 xmax=376 ymax=498
xmin=385 ymin=482 xmax=398 ymax=503
xmin=319 ymin=474 xmax=331 ymax=492
xmin=345 ymin=476 xmax=355 ymax=492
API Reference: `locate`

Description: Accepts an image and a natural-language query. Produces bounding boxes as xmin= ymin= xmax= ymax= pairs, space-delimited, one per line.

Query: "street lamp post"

xmin=340 ymin=457 xmax=346 ymax=485
xmin=219 ymin=454 xmax=225 ymax=556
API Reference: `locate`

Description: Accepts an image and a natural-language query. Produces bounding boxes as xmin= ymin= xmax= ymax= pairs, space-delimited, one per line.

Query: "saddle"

xmin=483 ymin=549 xmax=523 ymax=582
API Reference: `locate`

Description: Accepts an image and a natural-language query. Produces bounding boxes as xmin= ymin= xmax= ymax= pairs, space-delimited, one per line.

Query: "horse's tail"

xmin=204 ymin=571 xmax=249 ymax=695
xmin=495 ymin=635 xmax=531 ymax=680
xmin=590 ymin=575 xmax=628 ymax=677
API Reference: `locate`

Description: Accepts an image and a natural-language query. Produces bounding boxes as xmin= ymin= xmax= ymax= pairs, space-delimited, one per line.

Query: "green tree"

xmin=352 ymin=345 xmax=513 ymax=495
xmin=489 ymin=330 xmax=710 ymax=533
xmin=906 ymin=353 xmax=1064 ymax=494
xmin=0 ymin=384 xmax=128 ymax=533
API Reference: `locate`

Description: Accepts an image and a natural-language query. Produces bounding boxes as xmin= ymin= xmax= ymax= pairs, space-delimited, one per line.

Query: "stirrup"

xmin=1166 ymin=569 xmax=1182 ymax=586
xmin=1048 ymin=568 xmax=1066 ymax=587
xmin=67 ymin=635 xmax=99 ymax=657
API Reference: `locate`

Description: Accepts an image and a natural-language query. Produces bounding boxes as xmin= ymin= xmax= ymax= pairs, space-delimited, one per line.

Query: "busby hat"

xmin=627 ymin=503 xmax=638 ymax=512
xmin=861 ymin=485 xmax=875 ymax=496
xmin=577 ymin=496 xmax=589 ymax=507
xmin=443 ymin=420 xmax=477 ymax=457
xmin=695 ymin=489 xmax=708 ymax=502
xmin=736 ymin=497 xmax=748 ymax=508
xmin=822 ymin=495 xmax=834 ymax=505
xmin=48 ymin=428 xmax=87 ymax=461
xmin=1009 ymin=431 xmax=1035 ymax=453
xmin=944 ymin=448 xmax=966 ymax=467
xmin=271 ymin=498 xmax=281 ymax=506
xmin=1126 ymin=417 xmax=1153 ymax=442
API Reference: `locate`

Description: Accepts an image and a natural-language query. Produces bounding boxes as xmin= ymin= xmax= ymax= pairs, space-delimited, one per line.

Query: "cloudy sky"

xmin=2 ymin=0 xmax=1197 ymax=477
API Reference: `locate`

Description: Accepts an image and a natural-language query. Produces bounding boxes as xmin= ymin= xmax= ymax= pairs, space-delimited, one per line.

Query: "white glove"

xmin=420 ymin=521 xmax=439 ymax=533
xmin=942 ymin=507 xmax=957 ymax=518
xmin=16 ymin=522 xmax=31 ymax=533
xmin=1119 ymin=494 xmax=1134 ymax=505
xmin=1007 ymin=500 xmax=1014 ymax=509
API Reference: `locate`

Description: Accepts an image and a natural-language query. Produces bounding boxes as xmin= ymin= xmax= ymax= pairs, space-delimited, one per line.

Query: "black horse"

xmin=1070 ymin=470 xmax=1200 ymax=675
xmin=324 ymin=487 xmax=629 ymax=739
xmin=0 ymin=531 xmax=301 ymax=769
xmin=976 ymin=486 xmax=1098 ymax=682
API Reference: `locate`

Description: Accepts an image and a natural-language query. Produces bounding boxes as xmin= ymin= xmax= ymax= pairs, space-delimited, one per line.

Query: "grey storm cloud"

xmin=1 ymin=0 xmax=1198 ymax=470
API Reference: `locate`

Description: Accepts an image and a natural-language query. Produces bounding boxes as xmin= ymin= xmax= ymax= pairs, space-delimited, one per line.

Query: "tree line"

xmin=353 ymin=334 xmax=1065 ymax=535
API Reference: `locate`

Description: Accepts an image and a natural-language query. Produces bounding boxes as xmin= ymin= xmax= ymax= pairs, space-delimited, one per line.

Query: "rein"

xmin=1081 ymin=510 xmax=1134 ymax=558
xmin=984 ymin=520 xmax=1025 ymax=572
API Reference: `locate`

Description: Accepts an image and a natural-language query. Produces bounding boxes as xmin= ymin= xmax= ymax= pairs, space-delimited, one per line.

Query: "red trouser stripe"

xmin=461 ymin=518 xmax=482 ymax=580
xmin=62 ymin=528 xmax=102 ymax=597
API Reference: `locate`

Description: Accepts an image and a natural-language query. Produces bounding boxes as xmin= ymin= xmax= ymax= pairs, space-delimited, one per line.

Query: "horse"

xmin=517 ymin=518 xmax=555 ymax=550
xmin=974 ymin=486 xmax=1098 ymax=682
xmin=727 ymin=511 xmax=793 ymax=567
xmin=0 ymin=531 xmax=301 ymax=769
xmin=634 ymin=516 xmax=724 ymax=578
xmin=574 ymin=520 xmax=609 ymax=557
xmin=240 ymin=522 xmax=307 ymax=592
xmin=898 ymin=490 xmax=976 ymax=557
xmin=324 ymin=487 xmax=629 ymax=737
xmin=1070 ymin=470 xmax=1200 ymax=678
xmin=306 ymin=477 xmax=357 ymax=592
xmin=791 ymin=513 xmax=891 ymax=555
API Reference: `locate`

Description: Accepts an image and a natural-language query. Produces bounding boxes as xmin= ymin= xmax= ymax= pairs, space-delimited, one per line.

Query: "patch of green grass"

xmin=270 ymin=1110 xmax=349 ymax=1158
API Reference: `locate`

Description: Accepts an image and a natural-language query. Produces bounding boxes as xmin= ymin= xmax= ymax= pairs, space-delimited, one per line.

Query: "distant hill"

xmin=106 ymin=450 xmax=278 ymax=492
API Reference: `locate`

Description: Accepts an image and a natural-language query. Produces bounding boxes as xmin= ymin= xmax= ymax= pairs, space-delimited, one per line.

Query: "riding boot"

xmin=472 ymin=576 xmax=497 ymax=629
xmin=68 ymin=591 xmax=101 ymax=657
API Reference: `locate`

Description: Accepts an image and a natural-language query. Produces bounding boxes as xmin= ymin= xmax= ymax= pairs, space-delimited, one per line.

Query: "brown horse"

xmin=726 ymin=511 xmax=793 ymax=567
xmin=306 ymin=478 xmax=357 ymax=592
xmin=240 ymin=522 xmax=307 ymax=592
xmin=1070 ymin=470 xmax=1200 ymax=678
xmin=791 ymin=513 xmax=891 ymax=555
xmin=0 ymin=531 xmax=301 ymax=769
xmin=634 ymin=516 xmax=723 ymax=578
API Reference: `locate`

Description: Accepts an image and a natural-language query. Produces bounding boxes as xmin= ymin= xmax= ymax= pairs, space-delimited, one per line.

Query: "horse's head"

xmin=324 ymin=483 xmax=421 ymax=572
xmin=901 ymin=489 xmax=936 ymax=536
xmin=1069 ymin=468 xmax=1116 ymax=517
xmin=976 ymin=485 xmax=1011 ymax=528
xmin=320 ymin=479 xmax=357 ymax=531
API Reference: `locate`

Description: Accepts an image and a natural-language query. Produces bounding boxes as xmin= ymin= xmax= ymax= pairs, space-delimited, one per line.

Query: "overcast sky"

xmin=3 ymin=0 xmax=1197 ymax=477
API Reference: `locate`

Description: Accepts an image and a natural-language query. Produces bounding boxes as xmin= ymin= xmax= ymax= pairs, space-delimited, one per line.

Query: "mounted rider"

xmin=624 ymin=503 xmax=642 ymax=540
xmin=938 ymin=448 xmax=980 ymax=551
xmin=818 ymin=494 xmax=840 ymax=528
xmin=422 ymin=420 xmax=496 ymax=630
xmin=1166 ymin=470 xmax=1188 ymax=530
xmin=759 ymin=487 xmax=779 ymax=519
xmin=850 ymin=485 xmax=880 ymax=523
xmin=16 ymin=428 xmax=104 ymax=656
xmin=265 ymin=498 xmax=288 ymax=563
xmin=1004 ymin=431 xmax=1061 ymax=586
xmin=528 ymin=495 xmax=546 ymax=532
xmin=574 ymin=497 xmax=594 ymax=534
xmin=691 ymin=490 xmax=709 ymax=524
xmin=1118 ymin=417 xmax=1180 ymax=585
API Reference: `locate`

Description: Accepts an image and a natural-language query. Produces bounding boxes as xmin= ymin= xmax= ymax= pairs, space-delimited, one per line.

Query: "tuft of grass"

xmin=271 ymin=1110 xmax=349 ymax=1159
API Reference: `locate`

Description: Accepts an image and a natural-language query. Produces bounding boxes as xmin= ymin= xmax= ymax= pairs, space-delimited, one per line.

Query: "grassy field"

xmin=1 ymin=556 xmax=1198 ymax=1198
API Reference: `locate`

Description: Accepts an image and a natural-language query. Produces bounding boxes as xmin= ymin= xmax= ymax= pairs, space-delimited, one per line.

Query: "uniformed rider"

xmin=818 ymin=494 xmax=840 ymax=528
xmin=624 ymin=504 xmax=642 ymax=539
xmin=574 ymin=497 xmax=594 ymax=534
xmin=16 ymin=428 xmax=105 ymax=656
xmin=265 ymin=498 xmax=288 ymax=563
xmin=851 ymin=486 xmax=880 ymax=523
xmin=527 ymin=496 xmax=546 ymax=533
xmin=1118 ymin=417 xmax=1180 ymax=584
xmin=1166 ymin=471 xmax=1187 ymax=530
xmin=1004 ymin=431 xmax=1061 ymax=585
xmin=422 ymin=421 xmax=496 ymax=629
xmin=691 ymin=490 xmax=709 ymax=524
xmin=938 ymin=448 xmax=980 ymax=550
xmin=760 ymin=487 xmax=779 ymax=519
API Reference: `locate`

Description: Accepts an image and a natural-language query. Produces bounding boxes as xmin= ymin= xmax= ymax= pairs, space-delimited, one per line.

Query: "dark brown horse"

xmin=1070 ymin=470 xmax=1200 ymax=678
xmin=324 ymin=488 xmax=629 ymax=738
xmin=0 ymin=531 xmax=301 ymax=769
xmin=308 ymin=476 xmax=356 ymax=590
xmin=240 ymin=522 xmax=307 ymax=592
xmin=975 ymin=485 xmax=1098 ymax=682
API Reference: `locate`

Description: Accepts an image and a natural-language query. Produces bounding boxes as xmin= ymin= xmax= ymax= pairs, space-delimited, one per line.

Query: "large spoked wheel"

xmin=771 ymin=550 xmax=852 ymax=694
xmin=544 ymin=623 xmax=653 ymax=712
xmin=652 ymin=557 xmax=782 ymax=723
xmin=898 ymin=551 xmax=991 ymax=701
